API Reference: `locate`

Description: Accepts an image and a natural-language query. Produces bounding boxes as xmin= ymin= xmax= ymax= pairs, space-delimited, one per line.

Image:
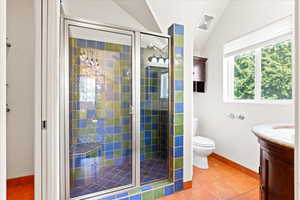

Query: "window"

xmin=224 ymin=39 xmax=293 ymax=103
xmin=233 ymin=50 xmax=256 ymax=100
xmin=261 ymin=40 xmax=292 ymax=100
xmin=223 ymin=16 xmax=293 ymax=103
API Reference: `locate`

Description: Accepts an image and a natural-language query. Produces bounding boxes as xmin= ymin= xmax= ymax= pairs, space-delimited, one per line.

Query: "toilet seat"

xmin=193 ymin=136 xmax=215 ymax=148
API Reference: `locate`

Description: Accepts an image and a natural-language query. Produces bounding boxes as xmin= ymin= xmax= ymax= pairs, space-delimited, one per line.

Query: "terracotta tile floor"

xmin=160 ymin=156 xmax=260 ymax=200
xmin=7 ymin=181 xmax=34 ymax=200
xmin=7 ymin=157 xmax=259 ymax=200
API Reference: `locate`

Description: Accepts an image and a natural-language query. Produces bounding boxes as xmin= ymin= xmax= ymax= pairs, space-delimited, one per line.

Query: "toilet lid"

xmin=193 ymin=136 xmax=215 ymax=147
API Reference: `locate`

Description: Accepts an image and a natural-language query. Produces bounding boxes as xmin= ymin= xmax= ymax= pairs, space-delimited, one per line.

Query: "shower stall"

xmin=62 ymin=19 xmax=171 ymax=199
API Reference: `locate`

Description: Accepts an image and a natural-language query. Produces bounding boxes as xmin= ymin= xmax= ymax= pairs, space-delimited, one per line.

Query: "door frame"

xmin=40 ymin=0 xmax=61 ymax=199
xmin=295 ymin=0 xmax=300 ymax=198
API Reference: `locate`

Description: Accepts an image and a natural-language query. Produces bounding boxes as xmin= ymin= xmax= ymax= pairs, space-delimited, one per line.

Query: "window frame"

xmin=223 ymin=34 xmax=294 ymax=104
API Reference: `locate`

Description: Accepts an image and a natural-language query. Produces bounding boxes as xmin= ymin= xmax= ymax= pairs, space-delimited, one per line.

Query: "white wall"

xmin=0 ymin=0 xmax=7 ymax=198
xmin=6 ymin=0 xmax=35 ymax=178
xmin=194 ymin=0 xmax=294 ymax=172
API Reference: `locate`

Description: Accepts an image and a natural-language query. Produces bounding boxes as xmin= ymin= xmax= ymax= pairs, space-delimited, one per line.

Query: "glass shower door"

xmin=140 ymin=33 xmax=169 ymax=185
xmin=66 ymin=23 xmax=135 ymax=198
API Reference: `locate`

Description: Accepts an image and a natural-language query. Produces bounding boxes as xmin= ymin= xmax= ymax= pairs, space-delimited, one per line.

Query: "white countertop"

xmin=252 ymin=123 xmax=294 ymax=148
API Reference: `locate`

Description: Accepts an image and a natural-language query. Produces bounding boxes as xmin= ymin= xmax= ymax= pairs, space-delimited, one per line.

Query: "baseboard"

xmin=7 ymin=175 xmax=34 ymax=187
xmin=211 ymin=153 xmax=259 ymax=180
xmin=183 ymin=181 xmax=193 ymax=189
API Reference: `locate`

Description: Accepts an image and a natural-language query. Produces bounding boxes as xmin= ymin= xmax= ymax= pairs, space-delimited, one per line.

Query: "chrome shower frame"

xmin=60 ymin=17 xmax=171 ymax=200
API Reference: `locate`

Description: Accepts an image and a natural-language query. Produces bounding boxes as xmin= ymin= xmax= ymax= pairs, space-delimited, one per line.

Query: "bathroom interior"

xmin=4 ymin=0 xmax=296 ymax=200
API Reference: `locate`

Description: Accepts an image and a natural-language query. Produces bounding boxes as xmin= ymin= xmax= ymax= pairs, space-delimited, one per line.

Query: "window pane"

xmin=234 ymin=51 xmax=255 ymax=100
xmin=261 ymin=40 xmax=292 ymax=100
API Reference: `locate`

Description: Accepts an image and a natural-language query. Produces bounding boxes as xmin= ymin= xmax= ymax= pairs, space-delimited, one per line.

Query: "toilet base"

xmin=193 ymin=156 xmax=209 ymax=169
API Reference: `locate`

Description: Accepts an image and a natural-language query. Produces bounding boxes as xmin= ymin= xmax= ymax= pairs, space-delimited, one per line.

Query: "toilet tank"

xmin=193 ymin=118 xmax=199 ymax=136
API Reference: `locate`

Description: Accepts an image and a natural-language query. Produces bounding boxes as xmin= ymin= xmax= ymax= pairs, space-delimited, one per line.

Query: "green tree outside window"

xmin=234 ymin=51 xmax=255 ymax=100
xmin=232 ymin=40 xmax=292 ymax=101
xmin=261 ymin=40 xmax=292 ymax=100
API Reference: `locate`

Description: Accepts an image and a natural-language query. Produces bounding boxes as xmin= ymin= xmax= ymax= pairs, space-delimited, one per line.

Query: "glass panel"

xmin=261 ymin=40 xmax=292 ymax=100
xmin=140 ymin=33 xmax=169 ymax=185
xmin=68 ymin=25 xmax=133 ymax=198
xmin=233 ymin=51 xmax=255 ymax=100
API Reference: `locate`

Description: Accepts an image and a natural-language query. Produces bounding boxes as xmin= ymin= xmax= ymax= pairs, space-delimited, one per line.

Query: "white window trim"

xmin=223 ymin=35 xmax=294 ymax=104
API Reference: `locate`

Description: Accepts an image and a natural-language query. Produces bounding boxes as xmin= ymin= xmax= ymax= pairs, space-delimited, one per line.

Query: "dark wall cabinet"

xmin=193 ymin=56 xmax=207 ymax=93
xmin=258 ymin=137 xmax=294 ymax=200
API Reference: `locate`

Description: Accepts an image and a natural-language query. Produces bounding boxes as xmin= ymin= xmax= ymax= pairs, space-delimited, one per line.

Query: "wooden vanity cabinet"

xmin=258 ymin=137 xmax=294 ymax=200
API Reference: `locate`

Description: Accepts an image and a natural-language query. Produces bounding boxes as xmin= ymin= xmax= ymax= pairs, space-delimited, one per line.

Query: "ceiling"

xmin=192 ymin=0 xmax=230 ymax=54
xmin=112 ymin=0 xmax=162 ymax=33
xmin=114 ymin=0 xmax=230 ymax=54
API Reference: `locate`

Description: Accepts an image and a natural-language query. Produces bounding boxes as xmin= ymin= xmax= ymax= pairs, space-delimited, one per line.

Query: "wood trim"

xmin=183 ymin=181 xmax=193 ymax=189
xmin=7 ymin=175 xmax=34 ymax=187
xmin=211 ymin=153 xmax=259 ymax=179
xmin=193 ymin=56 xmax=208 ymax=62
xmin=34 ymin=0 xmax=42 ymax=199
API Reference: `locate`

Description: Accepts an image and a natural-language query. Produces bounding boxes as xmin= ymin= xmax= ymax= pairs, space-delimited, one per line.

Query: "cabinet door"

xmin=193 ymin=57 xmax=206 ymax=82
xmin=260 ymin=149 xmax=294 ymax=200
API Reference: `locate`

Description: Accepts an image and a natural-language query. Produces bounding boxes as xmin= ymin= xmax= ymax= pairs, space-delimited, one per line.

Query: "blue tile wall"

xmin=69 ymin=38 xmax=133 ymax=197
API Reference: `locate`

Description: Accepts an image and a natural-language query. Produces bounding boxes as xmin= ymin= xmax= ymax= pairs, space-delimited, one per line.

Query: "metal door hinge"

xmin=42 ymin=120 xmax=47 ymax=130
xmin=129 ymin=105 xmax=135 ymax=115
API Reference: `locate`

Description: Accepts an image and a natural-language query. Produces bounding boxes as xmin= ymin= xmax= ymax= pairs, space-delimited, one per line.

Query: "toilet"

xmin=193 ymin=118 xmax=215 ymax=169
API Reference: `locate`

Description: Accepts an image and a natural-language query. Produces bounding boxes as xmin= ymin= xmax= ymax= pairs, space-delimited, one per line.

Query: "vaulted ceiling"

xmin=113 ymin=0 xmax=230 ymax=54
xmin=112 ymin=0 xmax=162 ymax=33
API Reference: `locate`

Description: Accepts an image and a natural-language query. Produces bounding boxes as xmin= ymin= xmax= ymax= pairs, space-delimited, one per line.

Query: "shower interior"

xmin=140 ymin=34 xmax=169 ymax=185
xmin=65 ymin=21 xmax=170 ymax=199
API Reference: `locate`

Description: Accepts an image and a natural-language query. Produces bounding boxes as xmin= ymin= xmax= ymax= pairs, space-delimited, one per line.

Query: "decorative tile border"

xmin=98 ymin=180 xmax=174 ymax=200
xmin=168 ymin=24 xmax=184 ymax=192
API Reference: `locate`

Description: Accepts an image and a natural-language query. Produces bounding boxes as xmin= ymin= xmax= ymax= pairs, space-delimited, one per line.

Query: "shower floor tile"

xmin=70 ymin=158 xmax=168 ymax=198
xmin=141 ymin=158 xmax=168 ymax=185
xmin=70 ymin=162 xmax=132 ymax=198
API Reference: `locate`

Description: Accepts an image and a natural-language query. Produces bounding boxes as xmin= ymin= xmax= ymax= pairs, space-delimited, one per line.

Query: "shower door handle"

xmin=129 ymin=105 xmax=135 ymax=115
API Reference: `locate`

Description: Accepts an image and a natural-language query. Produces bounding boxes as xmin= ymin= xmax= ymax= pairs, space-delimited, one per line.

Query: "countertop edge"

xmin=252 ymin=124 xmax=294 ymax=149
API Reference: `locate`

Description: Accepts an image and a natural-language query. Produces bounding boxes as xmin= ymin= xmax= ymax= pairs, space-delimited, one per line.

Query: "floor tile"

xmin=223 ymin=173 xmax=259 ymax=194
xmin=7 ymin=183 xmax=34 ymax=200
xmin=161 ymin=156 xmax=259 ymax=200
xmin=7 ymin=156 xmax=259 ymax=200
xmin=232 ymin=188 xmax=260 ymax=200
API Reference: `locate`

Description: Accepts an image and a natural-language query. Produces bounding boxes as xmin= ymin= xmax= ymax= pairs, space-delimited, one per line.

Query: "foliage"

xmin=234 ymin=51 xmax=255 ymax=99
xmin=261 ymin=41 xmax=292 ymax=100
xmin=233 ymin=40 xmax=292 ymax=100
